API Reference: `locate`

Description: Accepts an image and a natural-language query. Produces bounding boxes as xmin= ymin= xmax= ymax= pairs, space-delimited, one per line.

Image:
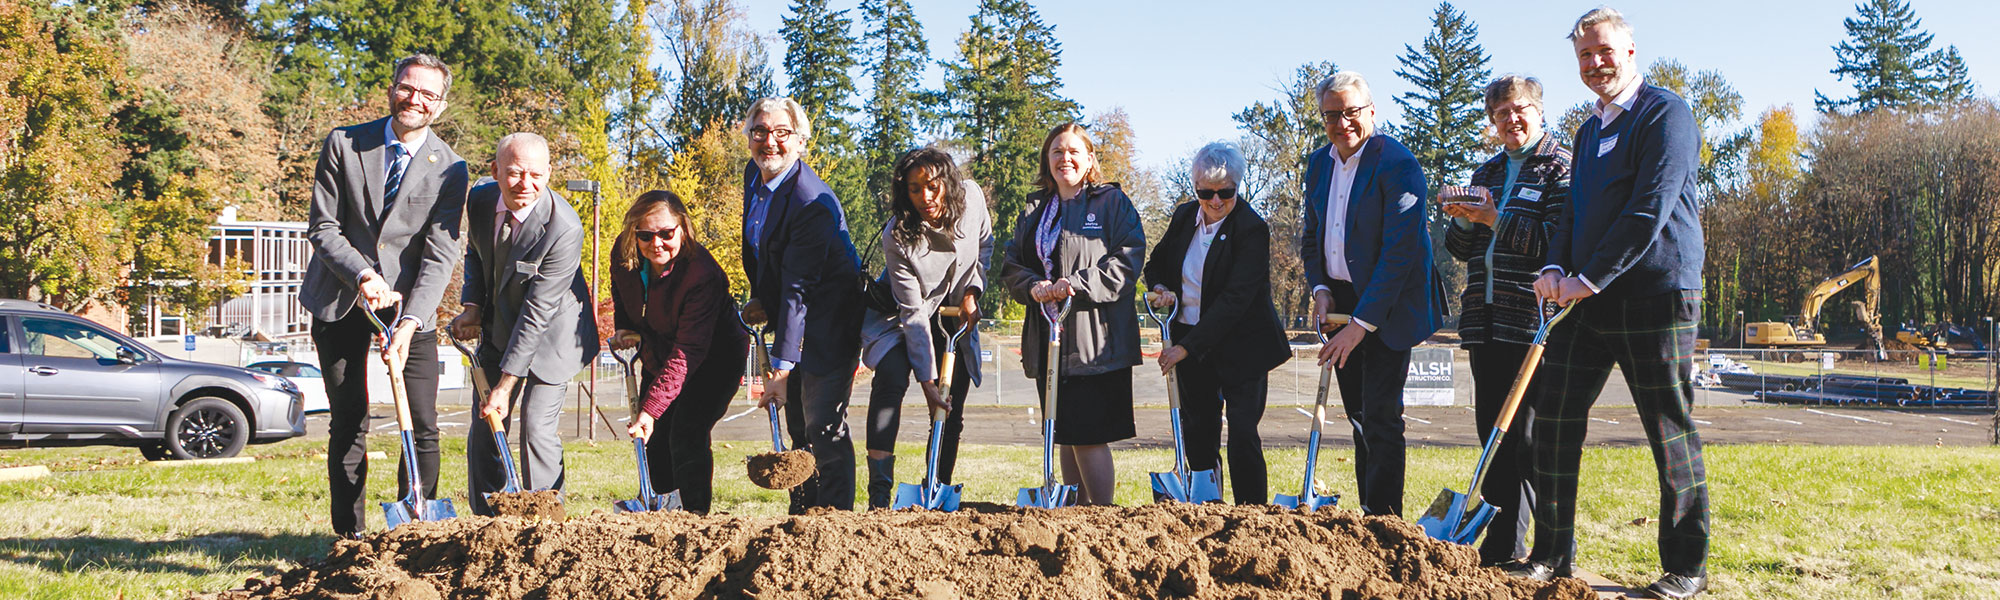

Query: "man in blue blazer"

xmin=738 ymin=97 xmax=866 ymax=513
xmin=1300 ymin=71 xmax=1443 ymax=518
xmin=1512 ymin=8 xmax=1710 ymax=599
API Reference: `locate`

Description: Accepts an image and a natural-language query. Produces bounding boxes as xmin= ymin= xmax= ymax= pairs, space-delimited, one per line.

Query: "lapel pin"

xmin=1220 ymin=234 xmax=1228 ymax=241
xmin=427 ymin=154 xmax=438 ymax=164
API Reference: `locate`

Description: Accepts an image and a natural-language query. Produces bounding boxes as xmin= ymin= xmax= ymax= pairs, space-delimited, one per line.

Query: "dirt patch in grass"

xmin=744 ymin=449 xmax=814 ymax=490
xmin=487 ymin=490 xmax=565 ymax=521
xmin=195 ymin=503 xmax=1593 ymax=600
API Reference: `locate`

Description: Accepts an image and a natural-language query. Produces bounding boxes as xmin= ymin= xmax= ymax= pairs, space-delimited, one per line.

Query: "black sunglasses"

xmin=634 ymin=226 xmax=678 ymax=243
xmin=1195 ymin=187 xmax=1236 ymax=200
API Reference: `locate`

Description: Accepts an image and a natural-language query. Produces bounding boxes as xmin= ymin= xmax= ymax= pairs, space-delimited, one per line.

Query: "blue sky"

xmin=735 ymin=0 xmax=1999 ymax=172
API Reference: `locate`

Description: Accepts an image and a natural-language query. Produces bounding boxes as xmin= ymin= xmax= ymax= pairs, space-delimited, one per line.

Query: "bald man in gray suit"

xmin=300 ymin=54 xmax=468 ymax=538
xmin=449 ymin=133 xmax=598 ymax=515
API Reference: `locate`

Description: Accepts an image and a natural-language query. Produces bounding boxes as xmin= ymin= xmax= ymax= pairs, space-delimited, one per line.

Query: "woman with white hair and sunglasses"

xmin=1141 ymin=142 xmax=1290 ymax=505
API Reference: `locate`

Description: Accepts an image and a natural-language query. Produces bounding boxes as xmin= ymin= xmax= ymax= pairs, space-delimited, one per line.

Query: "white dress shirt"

xmin=1177 ymin=211 xmax=1227 ymax=326
xmin=1314 ymin=142 xmax=1376 ymax=332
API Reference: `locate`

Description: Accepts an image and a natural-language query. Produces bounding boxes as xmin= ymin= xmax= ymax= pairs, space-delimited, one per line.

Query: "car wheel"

xmin=138 ymin=443 xmax=170 ymax=462
xmin=167 ymin=397 xmax=249 ymax=460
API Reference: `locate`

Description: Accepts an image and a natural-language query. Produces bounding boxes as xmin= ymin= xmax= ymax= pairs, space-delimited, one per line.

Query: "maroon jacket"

xmin=611 ymin=240 xmax=749 ymax=417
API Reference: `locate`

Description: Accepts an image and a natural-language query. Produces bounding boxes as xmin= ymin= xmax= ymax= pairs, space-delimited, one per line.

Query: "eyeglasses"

xmin=748 ymin=127 xmax=797 ymax=142
xmin=1320 ymin=104 xmax=1373 ymax=124
xmin=634 ymin=225 xmax=678 ymax=243
xmin=392 ymin=83 xmax=445 ymax=104
xmin=1195 ymin=187 xmax=1236 ymax=200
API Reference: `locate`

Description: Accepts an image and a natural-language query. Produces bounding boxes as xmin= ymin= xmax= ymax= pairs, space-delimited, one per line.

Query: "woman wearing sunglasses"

xmin=857 ymin=147 xmax=993 ymax=508
xmin=1142 ymin=142 xmax=1290 ymax=505
xmin=608 ymin=190 xmax=749 ymax=514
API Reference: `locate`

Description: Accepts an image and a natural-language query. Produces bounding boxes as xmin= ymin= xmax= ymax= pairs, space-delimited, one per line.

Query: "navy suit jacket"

xmin=1553 ymin=83 xmax=1704 ymax=298
xmin=1299 ymin=135 xmax=1442 ymax=351
xmin=741 ymin=160 xmax=864 ymax=376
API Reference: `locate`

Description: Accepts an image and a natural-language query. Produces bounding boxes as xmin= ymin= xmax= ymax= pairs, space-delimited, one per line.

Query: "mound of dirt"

xmin=745 ymin=449 xmax=815 ymax=490
xmin=197 ymin=504 xmax=1595 ymax=600
xmin=487 ymin=490 xmax=565 ymax=521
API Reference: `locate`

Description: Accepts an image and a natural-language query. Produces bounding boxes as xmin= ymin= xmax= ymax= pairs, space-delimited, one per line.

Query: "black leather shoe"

xmin=1502 ymin=560 xmax=1570 ymax=581
xmin=1645 ymin=573 xmax=1707 ymax=599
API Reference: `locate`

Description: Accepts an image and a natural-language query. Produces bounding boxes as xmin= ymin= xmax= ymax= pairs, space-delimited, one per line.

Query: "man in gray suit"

xmin=300 ymin=54 xmax=467 ymax=538
xmin=448 ymin=132 xmax=598 ymax=515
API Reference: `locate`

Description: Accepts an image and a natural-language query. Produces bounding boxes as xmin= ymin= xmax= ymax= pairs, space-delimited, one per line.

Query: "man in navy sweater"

xmin=1510 ymin=8 xmax=1709 ymax=599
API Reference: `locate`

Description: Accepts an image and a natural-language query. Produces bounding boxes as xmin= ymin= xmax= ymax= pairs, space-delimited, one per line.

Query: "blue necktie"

xmin=383 ymin=144 xmax=410 ymax=218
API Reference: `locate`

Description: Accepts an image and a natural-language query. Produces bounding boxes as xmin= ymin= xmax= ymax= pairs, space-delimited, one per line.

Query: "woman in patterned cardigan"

xmin=1439 ymin=74 xmax=1571 ymax=568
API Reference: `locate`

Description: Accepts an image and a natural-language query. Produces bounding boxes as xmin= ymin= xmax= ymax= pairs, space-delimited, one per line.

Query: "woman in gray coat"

xmin=859 ymin=147 xmax=993 ymax=508
xmin=1000 ymin=122 xmax=1145 ymax=506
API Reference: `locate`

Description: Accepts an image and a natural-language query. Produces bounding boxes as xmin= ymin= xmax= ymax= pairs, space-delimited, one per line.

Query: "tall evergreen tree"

xmin=1814 ymin=0 xmax=1964 ymax=113
xmin=1390 ymin=1 xmax=1489 ymax=191
xmin=1389 ymin=2 xmax=1486 ymax=320
xmin=858 ymin=0 xmax=930 ymax=240
xmin=940 ymin=0 xmax=1078 ymax=313
xmin=1928 ymin=45 xmax=1974 ymax=103
xmin=778 ymin=0 xmax=871 ymax=254
xmin=656 ymin=0 xmax=774 ymax=150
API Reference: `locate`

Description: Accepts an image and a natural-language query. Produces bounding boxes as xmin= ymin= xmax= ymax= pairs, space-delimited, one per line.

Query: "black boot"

xmin=867 ymin=455 xmax=896 ymax=509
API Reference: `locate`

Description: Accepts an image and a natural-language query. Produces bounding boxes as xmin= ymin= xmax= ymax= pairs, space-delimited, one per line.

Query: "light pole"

xmin=566 ymin=179 xmax=602 ymax=440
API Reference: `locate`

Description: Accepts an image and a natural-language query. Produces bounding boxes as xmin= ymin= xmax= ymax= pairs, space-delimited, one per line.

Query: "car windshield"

xmin=22 ymin=317 xmax=128 ymax=360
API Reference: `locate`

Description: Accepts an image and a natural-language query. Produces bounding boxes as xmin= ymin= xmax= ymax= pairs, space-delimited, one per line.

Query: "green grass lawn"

xmin=2 ymin=438 xmax=1996 ymax=599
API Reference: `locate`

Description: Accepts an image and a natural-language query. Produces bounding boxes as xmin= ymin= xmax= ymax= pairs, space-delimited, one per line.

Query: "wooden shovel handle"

xmin=1493 ymin=343 xmax=1545 ymax=431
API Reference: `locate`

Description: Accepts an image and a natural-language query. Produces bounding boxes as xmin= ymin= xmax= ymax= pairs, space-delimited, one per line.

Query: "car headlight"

xmin=251 ymin=372 xmax=300 ymax=394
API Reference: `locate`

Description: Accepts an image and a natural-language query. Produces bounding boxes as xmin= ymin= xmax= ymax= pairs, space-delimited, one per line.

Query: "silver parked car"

xmin=0 ymin=299 xmax=306 ymax=460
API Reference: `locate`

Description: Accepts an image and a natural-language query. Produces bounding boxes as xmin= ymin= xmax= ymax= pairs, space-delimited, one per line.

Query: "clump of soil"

xmin=487 ymin=490 xmax=565 ymax=521
xmin=195 ymin=503 xmax=1596 ymax=600
xmin=745 ymin=449 xmax=815 ymax=490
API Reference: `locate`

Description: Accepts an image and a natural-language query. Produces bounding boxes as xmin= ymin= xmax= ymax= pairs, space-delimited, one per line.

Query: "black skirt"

xmin=1038 ymin=367 xmax=1136 ymax=445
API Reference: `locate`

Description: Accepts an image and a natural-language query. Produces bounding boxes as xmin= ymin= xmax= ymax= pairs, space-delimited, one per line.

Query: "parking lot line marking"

xmin=1762 ymin=417 xmax=1803 ymax=425
xmin=1590 ymin=417 xmax=1620 ymax=425
xmin=719 ymin=406 xmax=760 ymax=423
xmin=1805 ymin=409 xmax=1890 ymax=425
xmin=1692 ymin=419 xmax=1712 ymax=425
xmin=1404 ymin=416 xmax=1432 ymax=425
xmin=1937 ymin=416 xmax=1980 ymax=426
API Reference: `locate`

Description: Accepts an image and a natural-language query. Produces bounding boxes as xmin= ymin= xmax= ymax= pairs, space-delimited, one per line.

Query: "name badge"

xmin=1597 ymin=134 xmax=1619 ymax=157
xmin=1083 ymin=212 xmax=1103 ymax=230
xmin=1516 ymin=188 xmax=1542 ymax=202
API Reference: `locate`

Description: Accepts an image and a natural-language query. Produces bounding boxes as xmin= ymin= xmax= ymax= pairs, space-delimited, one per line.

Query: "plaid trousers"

xmin=1527 ymin=289 xmax=1709 ymax=577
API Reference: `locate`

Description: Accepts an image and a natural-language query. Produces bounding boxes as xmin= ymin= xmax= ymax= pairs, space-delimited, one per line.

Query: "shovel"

xmin=893 ymin=307 xmax=970 ymax=511
xmin=361 ymin=308 xmax=456 ymax=529
xmin=1274 ymin=312 xmax=1351 ymax=511
xmin=1017 ymin=299 xmax=1079 ymax=509
xmin=1418 ymin=303 xmax=1574 ymax=544
xmin=739 ymin=309 xmax=814 ymax=490
xmin=609 ymin=342 xmax=682 ymax=512
xmin=1144 ymin=294 xmax=1222 ymax=504
xmin=452 ymin=338 xmax=564 ymax=516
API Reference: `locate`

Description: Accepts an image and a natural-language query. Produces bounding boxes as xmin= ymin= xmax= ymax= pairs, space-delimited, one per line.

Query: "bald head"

xmin=493 ymin=132 xmax=551 ymax=210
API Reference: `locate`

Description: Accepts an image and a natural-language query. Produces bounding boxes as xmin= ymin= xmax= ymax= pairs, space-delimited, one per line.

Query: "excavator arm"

xmin=1799 ymin=255 xmax=1879 ymax=340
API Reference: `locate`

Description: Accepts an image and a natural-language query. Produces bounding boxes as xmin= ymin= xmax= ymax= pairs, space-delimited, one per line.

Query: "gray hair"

xmin=1483 ymin=75 xmax=1545 ymax=114
xmin=392 ymin=54 xmax=453 ymax=96
xmin=1190 ymin=142 xmax=1247 ymax=189
xmin=741 ymin=97 xmax=813 ymax=142
xmin=1567 ymin=6 xmax=1633 ymax=41
xmin=1315 ymin=71 xmax=1372 ymax=106
xmin=495 ymin=132 xmax=549 ymax=158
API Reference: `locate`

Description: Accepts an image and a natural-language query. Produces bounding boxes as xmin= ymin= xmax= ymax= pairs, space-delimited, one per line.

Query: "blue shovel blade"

xmin=1416 ymin=488 xmax=1497 ymax=544
xmin=892 ymin=482 xmax=927 ymax=510
xmin=385 ymin=497 xmax=458 ymax=530
xmin=615 ymin=490 xmax=682 ymax=513
xmin=1016 ymin=484 xmax=1077 ymax=509
xmin=1273 ymin=491 xmax=1340 ymax=511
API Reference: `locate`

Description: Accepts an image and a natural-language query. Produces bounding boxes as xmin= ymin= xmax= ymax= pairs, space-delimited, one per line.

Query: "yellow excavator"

xmin=1745 ymin=256 xmax=1887 ymax=357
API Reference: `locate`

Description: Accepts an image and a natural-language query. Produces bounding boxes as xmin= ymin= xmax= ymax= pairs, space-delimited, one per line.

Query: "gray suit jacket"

xmin=461 ymin=183 xmax=599 ymax=383
xmin=300 ymin=118 xmax=468 ymax=330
